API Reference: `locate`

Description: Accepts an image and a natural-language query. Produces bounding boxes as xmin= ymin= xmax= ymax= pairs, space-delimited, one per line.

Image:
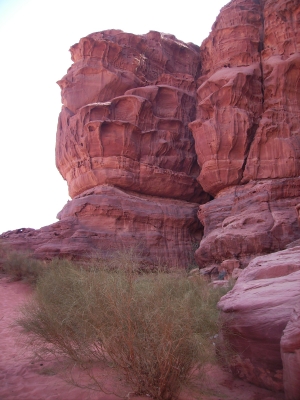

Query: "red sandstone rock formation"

xmin=1 ymin=31 xmax=208 ymax=266
xmin=1 ymin=186 xmax=202 ymax=264
xmin=189 ymin=0 xmax=263 ymax=195
xmin=196 ymin=178 xmax=300 ymax=267
xmin=192 ymin=0 xmax=300 ymax=396
xmin=54 ymin=31 xmax=209 ymax=266
xmin=56 ymin=31 xmax=204 ymax=202
xmin=281 ymin=303 xmax=300 ymax=400
xmin=190 ymin=0 xmax=300 ymax=268
xmin=2 ymin=1 xmax=299 ymax=270
xmin=218 ymin=244 xmax=300 ymax=396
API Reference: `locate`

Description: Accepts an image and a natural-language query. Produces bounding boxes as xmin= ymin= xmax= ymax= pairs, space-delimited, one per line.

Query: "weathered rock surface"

xmin=56 ymin=85 xmax=204 ymax=201
xmin=218 ymin=246 xmax=300 ymax=392
xmin=191 ymin=0 xmax=300 ymax=268
xmin=1 ymin=186 xmax=202 ymax=265
xmin=190 ymin=0 xmax=300 ymax=195
xmin=196 ymin=178 xmax=300 ymax=267
xmin=52 ymin=30 xmax=208 ymax=266
xmin=1 ymin=31 xmax=208 ymax=267
xmin=194 ymin=0 xmax=300 ymax=396
xmin=2 ymin=0 xmax=299 ymax=269
xmin=281 ymin=304 xmax=300 ymax=400
xmin=57 ymin=30 xmax=201 ymax=114
xmin=56 ymin=30 xmax=205 ymax=202
xmin=190 ymin=0 xmax=263 ymax=195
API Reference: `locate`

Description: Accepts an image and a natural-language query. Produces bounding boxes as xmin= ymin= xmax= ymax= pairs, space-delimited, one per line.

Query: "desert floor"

xmin=0 ymin=275 xmax=285 ymax=400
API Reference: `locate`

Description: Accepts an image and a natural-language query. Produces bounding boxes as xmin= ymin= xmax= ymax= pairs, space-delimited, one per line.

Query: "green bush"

xmin=1 ymin=246 xmax=44 ymax=284
xmin=18 ymin=252 xmax=228 ymax=400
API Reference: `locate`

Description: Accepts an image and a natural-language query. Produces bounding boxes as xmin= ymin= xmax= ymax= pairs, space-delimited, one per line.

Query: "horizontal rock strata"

xmin=1 ymin=186 xmax=202 ymax=265
xmin=196 ymin=178 xmax=300 ymax=268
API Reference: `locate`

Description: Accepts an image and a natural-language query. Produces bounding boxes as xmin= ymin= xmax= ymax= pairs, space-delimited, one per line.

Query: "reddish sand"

xmin=0 ymin=276 xmax=285 ymax=400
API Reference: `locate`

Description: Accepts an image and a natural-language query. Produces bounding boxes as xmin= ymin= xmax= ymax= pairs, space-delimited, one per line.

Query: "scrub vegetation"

xmin=1 ymin=245 xmax=229 ymax=400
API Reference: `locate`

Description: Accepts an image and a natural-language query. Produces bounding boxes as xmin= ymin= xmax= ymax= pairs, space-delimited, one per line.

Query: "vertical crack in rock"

xmin=258 ymin=0 xmax=265 ymax=111
xmin=241 ymin=0 xmax=266 ymax=179
xmin=190 ymin=0 xmax=266 ymax=196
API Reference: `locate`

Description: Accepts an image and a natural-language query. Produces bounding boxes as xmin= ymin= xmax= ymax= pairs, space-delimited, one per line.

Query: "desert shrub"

xmin=1 ymin=248 xmax=44 ymax=284
xmin=18 ymin=252 xmax=228 ymax=400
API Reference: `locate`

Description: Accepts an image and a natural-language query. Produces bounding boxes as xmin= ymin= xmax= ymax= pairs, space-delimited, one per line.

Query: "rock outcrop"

xmin=193 ymin=0 xmax=300 ymax=396
xmin=1 ymin=31 xmax=208 ymax=266
xmin=190 ymin=0 xmax=300 ymax=267
xmin=2 ymin=1 xmax=299 ymax=269
xmin=56 ymin=30 xmax=206 ymax=203
xmin=218 ymin=246 xmax=300 ymax=393
xmin=281 ymin=303 xmax=300 ymax=400
xmin=196 ymin=178 xmax=300 ymax=268
xmin=0 ymin=186 xmax=202 ymax=264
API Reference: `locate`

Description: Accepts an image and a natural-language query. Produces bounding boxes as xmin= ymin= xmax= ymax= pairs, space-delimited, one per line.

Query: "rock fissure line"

xmin=259 ymin=0 xmax=265 ymax=112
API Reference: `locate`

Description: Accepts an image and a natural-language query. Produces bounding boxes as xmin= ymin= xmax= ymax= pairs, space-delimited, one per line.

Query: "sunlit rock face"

xmin=57 ymin=30 xmax=201 ymax=113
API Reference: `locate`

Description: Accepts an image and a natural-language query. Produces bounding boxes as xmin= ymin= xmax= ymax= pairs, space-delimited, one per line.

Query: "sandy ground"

xmin=0 ymin=275 xmax=285 ymax=400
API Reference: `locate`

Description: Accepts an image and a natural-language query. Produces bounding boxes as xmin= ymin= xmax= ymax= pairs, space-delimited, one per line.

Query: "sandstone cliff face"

xmin=191 ymin=0 xmax=300 ymax=267
xmin=190 ymin=0 xmax=263 ymax=196
xmin=1 ymin=31 xmax=208 ymax=266
xmin=54 ymin=31 xmax=209 ymax=266
xmin=56 ymin=31 xmax=205 ymax=203
xmin=196 ymin=178 xmax=300 ymax=268
xmin=3 ymin=1 xmax=299 ymax=270
xmin=192 ymin=1 xmax=300 ymax=396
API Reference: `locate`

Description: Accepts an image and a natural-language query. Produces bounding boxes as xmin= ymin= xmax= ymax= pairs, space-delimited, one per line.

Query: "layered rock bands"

xmin=1 ymin=31 xmax=209 ymax=266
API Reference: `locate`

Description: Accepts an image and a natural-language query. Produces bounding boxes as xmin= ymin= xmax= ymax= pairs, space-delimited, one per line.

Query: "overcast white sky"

xmin=0 ymin=0 xmax=229 ymax=233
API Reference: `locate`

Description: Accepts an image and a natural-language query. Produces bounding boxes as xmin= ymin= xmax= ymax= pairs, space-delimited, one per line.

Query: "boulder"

xmin=218 ymin=246 xmax=300 ymax=392
xmin=281 ymin=305 xmax=300 ymax=400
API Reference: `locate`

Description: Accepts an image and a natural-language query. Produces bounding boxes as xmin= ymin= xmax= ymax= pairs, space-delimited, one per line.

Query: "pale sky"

xmin=0 ymin=0 xmax=229 ymax=234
